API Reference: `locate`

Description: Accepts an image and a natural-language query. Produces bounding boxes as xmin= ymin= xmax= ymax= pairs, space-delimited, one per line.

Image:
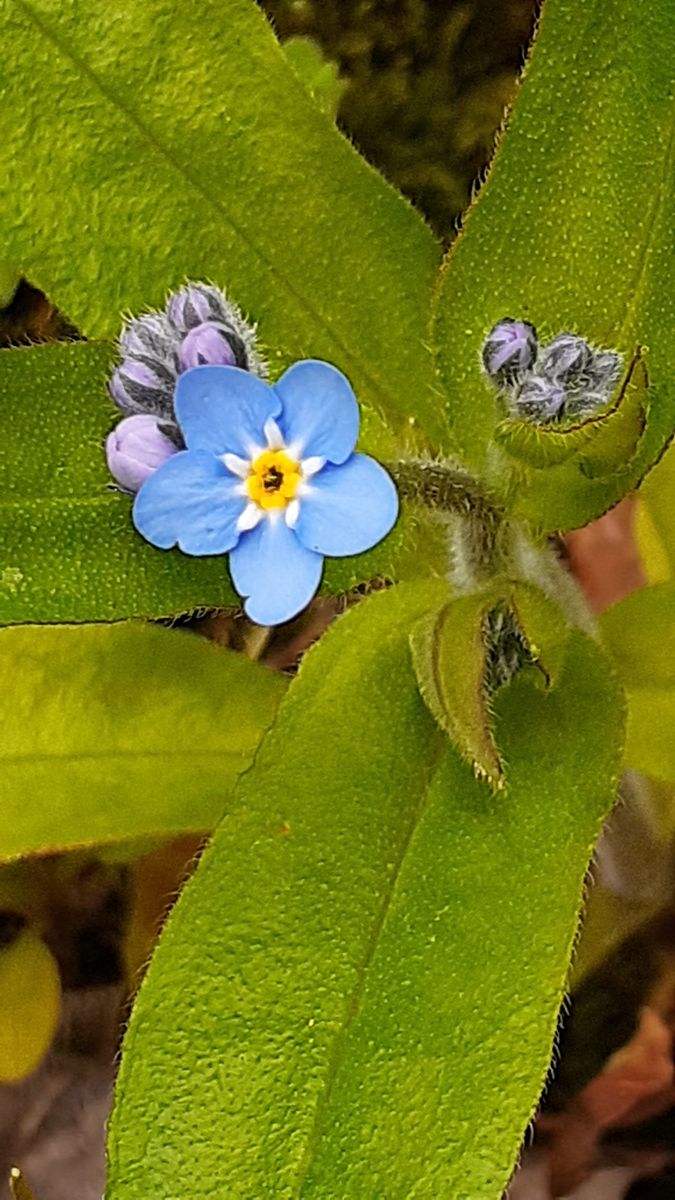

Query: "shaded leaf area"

xmin=108 ymin=583 xmax=623 ymax=1200
xmin=0 ymin=342 xmax=422 ymax=623
xmin=0 ymin=622 xmax=286 ymax=859
xmin=264 ymin=0 xmax=538 ymax=239
xmin=0 ymin=0 xmax=445 ymax=454
xmin=433 ymin=0 xmax=675 ymax=532
xmin=599 ymin=585 xmax=675 ymax=784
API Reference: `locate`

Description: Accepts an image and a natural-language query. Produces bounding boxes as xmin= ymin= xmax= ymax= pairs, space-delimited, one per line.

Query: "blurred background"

xmin=2 ymin=2 xmax=675 ymax=1197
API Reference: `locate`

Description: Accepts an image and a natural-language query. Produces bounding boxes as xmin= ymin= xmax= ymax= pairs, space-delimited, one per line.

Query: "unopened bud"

xmin=108 ymin=358 xmax=176 ymax=422
xmin=513 ymin=375 xmax=566 ymax=424
xmin=539 ymin=333 xmax=593 ymax=383
xmin=179 ymin=321 xmax=241 ymax=370
xmin=120 ymin=312 xmax=180 ymax=364
xmin=106 ymin=414 xmax=178 ymax=493
xmin=167 ymin=283 xmax=230 ymax=331
xmin=482 ymin=318 xmax=538 ymax=386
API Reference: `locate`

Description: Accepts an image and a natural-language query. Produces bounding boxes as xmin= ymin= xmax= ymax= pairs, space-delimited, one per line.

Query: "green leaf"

xmin=0 ymin=341 xmax=424 ymax=623
xmin=410 ymin=587 xmax=504 ymax=785
xmin=509 ymin=579 xmax=570 ymax=686
xmin=0 ymin=621 xmax=286 ymax=859
xmin=621 ymin=689 xmax=675 ymax=783
xmin=600 ymin=584 xmax=675 ymax=783
xmin=0 ymin=262 xmax=20 ymax=309
xmin=108 ymin=583 xmax=623 ymax=1200
xmin=433 ymin=0 xmax=674 ymax=531
xmin=637 ymin=440 xmax=675 ymax=579
xmin=600 ymin=584 xmax=675 ymax=689
xmin=0 ymin=0 xmax=445 ymax=453
xmin=282 ymin=37 xmax=347 ymax=121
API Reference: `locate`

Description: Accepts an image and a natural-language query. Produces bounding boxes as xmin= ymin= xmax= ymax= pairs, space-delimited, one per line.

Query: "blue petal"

xmin=175 ymin=365 xmax=281 ymax=457
xmin=229 ymin=516 xmax=323 ymax=625
xmin=133 ymin=450 xmax=246 ymax=555
xmin=294 ymin=454 xmax=398 ymax=556
xmin=274 ymin=360 xmax=359 ymax=464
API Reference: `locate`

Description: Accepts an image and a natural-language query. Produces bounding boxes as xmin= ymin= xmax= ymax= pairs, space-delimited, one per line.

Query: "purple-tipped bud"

xmin=539 ymin=333 xmax=593 ymax=384
xmin=590 ymin=350 xmax=622 ymax=393
xmin=167 ymin=284 xmax=230 ymax=332
xmin=179 ymin=322 xmax=239 ymax=371
xmin=120 ymin=313 xmax=180 ymax=365
xmin=482 ymin=318 xmax=538 ymax=386
xmin=106 ymin=414 xmax=177 ymax=493
xmin=166 ymin=282 xmax=266 ymax=377
xmin=108 ymin=357 xmax=177 ymax=422
xmin=513 ymin=375 xmax=566 ymax=424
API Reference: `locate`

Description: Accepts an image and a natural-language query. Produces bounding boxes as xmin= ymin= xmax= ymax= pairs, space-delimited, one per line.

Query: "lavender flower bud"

xmin=590 ymin=350 xmax=622 ymax=393
xmin=513 ymin=375 xmax=566 ymax=424
xmin=106 ymin=414 xmax=177 ymax=493
xmin=167 ymin=284 xmax=230 ymax=331
xmin=539 ymin=333 xmax=593 ymax=384
xmin=108 ymin=357 xmax=177 ymax=423
xmin=482 ymin=318 xmax=538 ymax=386
xmin=119 ymin=313 xmax=180 ymax=365
xmin=179 ymin=321 xmax=240 ymax=370
xmin=166 ymin=282 xmax=267 ymax=378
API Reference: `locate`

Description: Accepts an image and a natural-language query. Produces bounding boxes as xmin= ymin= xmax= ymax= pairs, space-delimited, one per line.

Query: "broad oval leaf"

xmin=0 ymin=0 xmax=445 ymax=453
xmin=108 ymin=583 xmax=623 ymax=1199
xmin=433 ymin=0 xmax=674 ymax=532
xmin=0 ymin=621 xmax=286 ymax=859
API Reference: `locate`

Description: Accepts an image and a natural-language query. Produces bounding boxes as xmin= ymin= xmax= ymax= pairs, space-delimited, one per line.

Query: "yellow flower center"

xmin=246 ymin=449 xmax=302 ymax=510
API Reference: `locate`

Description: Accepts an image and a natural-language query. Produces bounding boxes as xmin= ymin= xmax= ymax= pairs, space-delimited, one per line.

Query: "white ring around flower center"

xmin=222 ymin=419 xmax=326 ymax=534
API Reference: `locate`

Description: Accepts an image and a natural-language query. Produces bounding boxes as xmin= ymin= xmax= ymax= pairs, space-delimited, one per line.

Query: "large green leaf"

xmin=108 ymin=583 xmax=623 ymax=1199
xmin=0 ymin=341 xmax=422 ymax=623
xmin=433 ymin=0 xmax=674 ymax=532
xmin=0 ymin=621 xmax=286 ymax=859
xmin=0 ymin=0 xmax=444 ymax=452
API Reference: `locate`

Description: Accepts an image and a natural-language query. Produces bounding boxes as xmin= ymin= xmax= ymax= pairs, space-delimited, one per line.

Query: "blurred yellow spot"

xmin=9 ymin=1168 xmax=38 ymax=1200
xmin=246 ymin=450 xmax=301 ymax=511
xmin=0 ymin=930 xmax=61 ymax=1083
xmin=635 ymin=498 xmax=671 ymax=583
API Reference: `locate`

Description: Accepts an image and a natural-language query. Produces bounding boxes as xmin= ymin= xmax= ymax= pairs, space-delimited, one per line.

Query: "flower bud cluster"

xmin=482 ymin=318 xmax=622 ymax=426
xmin=107 ymin=283 xmax=266 ymax=492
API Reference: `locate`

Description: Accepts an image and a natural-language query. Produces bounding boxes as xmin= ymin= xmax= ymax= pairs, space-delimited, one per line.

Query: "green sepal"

xmin=410 ymin=587 xmax=505 ymax=787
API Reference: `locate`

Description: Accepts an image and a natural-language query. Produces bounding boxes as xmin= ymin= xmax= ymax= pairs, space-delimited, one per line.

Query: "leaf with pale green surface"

xmin=108 ymin=583 xmax=623 ymax=1200
xmin=0 ymin=0 xmax=444 ymax=453
xmin=0 ymin=341 xmax=429 ymax=623
xmin=600 ymin=585 xmax=675 ymax=783
xmin=0 ymin=622 xmax=286 ymax=859
xmin=410 ymin=587 xmax=505 ymax=785
xmin=637 ymin=441 xmax=675 ymax=581
xmin=433 ymin=0 xmax=674 ymax=532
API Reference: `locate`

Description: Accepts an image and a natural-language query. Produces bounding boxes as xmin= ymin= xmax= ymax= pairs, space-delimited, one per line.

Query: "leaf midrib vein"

xmin=2 ymin=747 xmax=246 ymax=766
xmin=293 ymin=725 xmax=446 ymax=1195
xmin=619 ymin=90 xmax=675 ymax=345
xmin=11 ymin=0 xmax=425 ymax=434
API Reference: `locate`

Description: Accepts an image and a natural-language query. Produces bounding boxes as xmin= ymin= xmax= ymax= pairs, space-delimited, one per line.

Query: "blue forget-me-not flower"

xmin=132 ymin=360 xmax=399 ymax=625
